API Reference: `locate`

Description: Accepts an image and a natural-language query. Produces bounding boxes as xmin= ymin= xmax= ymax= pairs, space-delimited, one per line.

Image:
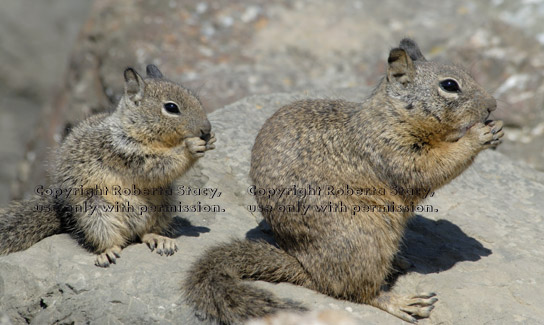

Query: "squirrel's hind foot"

xmin=141 ymin=233 xmax=178 ymax=256
xmin=95 ymin=245 xmax=122 ymax=267
xmin=370 ymin=291 xmax=438 ymax=323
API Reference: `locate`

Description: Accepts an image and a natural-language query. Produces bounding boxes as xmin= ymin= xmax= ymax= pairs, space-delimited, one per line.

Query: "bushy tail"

xmin=0 ymin=195 xmax=62 ymax=254
xmin=183 ymin=239 xmax=312 ymax=324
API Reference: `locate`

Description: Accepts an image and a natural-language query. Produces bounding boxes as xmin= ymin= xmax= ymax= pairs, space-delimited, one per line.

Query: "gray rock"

xmin=1 ymin=90 xmax=543 ymax=324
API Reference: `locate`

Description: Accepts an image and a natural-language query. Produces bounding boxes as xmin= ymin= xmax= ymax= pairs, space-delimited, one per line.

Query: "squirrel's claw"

xmin=95 ymin=245 xmax=122 ymax=268
xmin=186 ymin=132 xmax=216 ymax=156
xmin=142 ymin=233 xmax=178 ymax=257
xmin=371 ymin=292 xmax=438 ymax=323
xmin=185 ymin=137 xmax=208 ymax=157
xmin=482 ymin=120 xmax=504 ymax=148
xmin=468 ymin=120 xmax=504 ymax=149
xmin=206 ymin=132 xmax=217 ymax=150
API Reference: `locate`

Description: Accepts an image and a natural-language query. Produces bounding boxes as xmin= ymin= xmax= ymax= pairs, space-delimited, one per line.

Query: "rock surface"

xmin=1 ymin=90 xmax=543 ymax=324
xmin=5 ymin=0 xmax=544 ymax=204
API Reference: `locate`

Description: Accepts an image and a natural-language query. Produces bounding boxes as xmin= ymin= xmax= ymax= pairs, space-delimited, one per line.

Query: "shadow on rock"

xmin=245 ymin=219 xmax=276 ymax=245
xmin=166 ymin=216 xmax=210 ymax=238
xmin=400 ymin=214 xmax=492 ymax=274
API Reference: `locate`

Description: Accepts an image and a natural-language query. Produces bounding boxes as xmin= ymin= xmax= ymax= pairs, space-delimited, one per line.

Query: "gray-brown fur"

xmin=183 ymin=39 xmax=503 ymax=323
xmin=184 ymin=240 xmax=309 ymax=324
xmin=0 ymin=195 xmax=61 ymax=255
xmin=0 ymin=65 xmax=215 ymax=267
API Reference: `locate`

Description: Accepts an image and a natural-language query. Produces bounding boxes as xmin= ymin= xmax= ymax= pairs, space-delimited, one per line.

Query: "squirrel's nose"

xmin=199 ymin=119 xmax=212 ymax=142
xmin=486 ymin=98 xmax=497 ymax=112
xmin=487 ymin=103 xmax=497 ymax=113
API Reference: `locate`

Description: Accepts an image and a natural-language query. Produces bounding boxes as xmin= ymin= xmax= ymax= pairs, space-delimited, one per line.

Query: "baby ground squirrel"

xmin=184 ymin=39 xmax=504 ymax=323
xmin=0 ymin=64 xmax=215 ymax=267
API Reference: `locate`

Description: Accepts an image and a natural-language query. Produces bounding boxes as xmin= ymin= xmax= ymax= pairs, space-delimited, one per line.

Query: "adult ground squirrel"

xmin=184 ymin=39 xmax=503 ymax=323
xmin=0 ymin=64 xmax=215 ymax=267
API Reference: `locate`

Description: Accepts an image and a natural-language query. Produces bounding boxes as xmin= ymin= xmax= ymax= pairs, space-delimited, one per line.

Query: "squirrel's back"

xmin=251 ymin=99 xmax=362 ymax=184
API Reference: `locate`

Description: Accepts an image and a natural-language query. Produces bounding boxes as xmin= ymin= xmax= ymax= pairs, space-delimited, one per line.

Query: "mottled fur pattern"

xmin=0 ymin=65 xmax=215 ymax=267
xmin=184 ymin=39 xmax=503 ymax=323
xmin=0 ymin=196 xmax=61 ymax=255
xmin=184 ymin=240 xmax=309 ymax=324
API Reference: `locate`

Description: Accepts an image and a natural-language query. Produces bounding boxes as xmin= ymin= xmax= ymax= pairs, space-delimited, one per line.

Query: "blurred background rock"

xmin=0 ymin=0 xmax=93 ymax=204
xmin=1 ymin=0 xmax=543 ymax=204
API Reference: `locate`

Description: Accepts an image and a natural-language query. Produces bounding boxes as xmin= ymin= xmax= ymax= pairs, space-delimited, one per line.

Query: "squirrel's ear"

xmin=387 ymin=48 xmax=415 ymax=86
xmin=146 ymin=64 xmax=163 ymax=78
xmin=399 ymin=38 xmax=427 ymax=62
xmin=124 ymin=68 xmax=145 ymax=104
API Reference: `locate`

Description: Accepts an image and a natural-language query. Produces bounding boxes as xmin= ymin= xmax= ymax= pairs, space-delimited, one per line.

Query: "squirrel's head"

xmin=118 ymin=65 xmax=211 ymax=147
xmin=384 ymin=38 xmax=496 ymax=141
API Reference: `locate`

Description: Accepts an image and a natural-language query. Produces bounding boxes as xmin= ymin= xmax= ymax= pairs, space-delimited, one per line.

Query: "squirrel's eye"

xmin=163 ymin=102 xmax=181 ymax=115
xmin=439 ymin=79 xmax=461 ymax=93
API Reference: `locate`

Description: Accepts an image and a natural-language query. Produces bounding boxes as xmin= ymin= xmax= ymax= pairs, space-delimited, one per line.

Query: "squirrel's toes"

xmin=206 ymin=132 xmax=216 ymax=150
xmin=95 ymin=245 xmax=122 ymax=267
xmin=371 ymin=291 xmax=437 ymax=323
xmin=185 ymin=137 xmax=207 ymax=157
xmin=141 ymin=233 xmax=178 ymax=256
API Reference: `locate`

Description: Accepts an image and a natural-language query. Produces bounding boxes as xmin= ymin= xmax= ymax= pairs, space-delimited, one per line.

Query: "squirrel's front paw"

xmin=185 ymin=133 xmax=215 ymax=158
xmin=186 ymin=137 xmax=207 ymax=157
xmin=95 ymin=245 xmax=122 ymax=267
xmin=205 ymin=132 xmax=216 ymax=151
xmin=484 ymin=120 xmax=504 ymax=148
xmin=469 ymin=120 xmax=504 ymax=149
xmin=141 ymin=233 xmax=178 ymax=256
